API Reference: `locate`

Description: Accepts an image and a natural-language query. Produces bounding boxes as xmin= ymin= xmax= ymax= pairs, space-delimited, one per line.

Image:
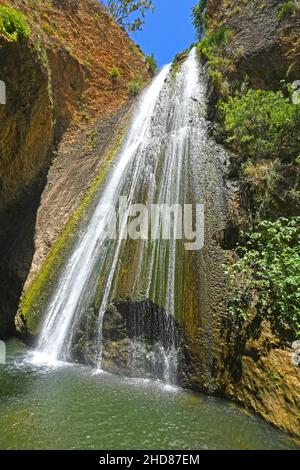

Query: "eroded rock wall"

xmin=0 ymin=0 xmax=150 ymax=338
xmin=204 ymin=0 xmax=300 ymax=437
xmin=207 ymin=0 xmax=300 ymax=89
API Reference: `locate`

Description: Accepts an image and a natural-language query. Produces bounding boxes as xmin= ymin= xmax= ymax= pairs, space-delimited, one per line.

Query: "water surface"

xmin=0 ymin=340 xmax=298 ymax=450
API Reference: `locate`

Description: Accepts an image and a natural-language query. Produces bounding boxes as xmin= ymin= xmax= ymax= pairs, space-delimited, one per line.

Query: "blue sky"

xmin=102 ymin=1 xmax=198 ymax=67
xmin=131 ymin=0 xmax=198 ymax=66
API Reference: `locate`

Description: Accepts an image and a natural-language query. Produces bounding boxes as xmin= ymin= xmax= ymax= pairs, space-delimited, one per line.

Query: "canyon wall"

xmin=202 ymin=0 xmax=300 ymax=438
xmin=0 ymin=0 xmax=151 ymax=338
xmin=0 ymin=0 xmax=298 ymax=439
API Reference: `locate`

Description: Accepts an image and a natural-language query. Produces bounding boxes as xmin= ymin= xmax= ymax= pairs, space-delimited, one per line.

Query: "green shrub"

xmin=219 ymin=89 xmax=300 ymax=163
xmin=0 ymin=5 xmax=30 ymax=41
xmin=128 ymin=79 xmax=141 ymax=96
xmin=198 ymin=26 xmax=232 ymax=59
xmin=278 ymin=0 xmax=300 ymax=20
xmin=242 ymin=159 xmax=281 ymax=216
xmin=110 ymin=66 xmax=121 ymax=80
xmin=197 ymin=27 xmax=234 ymax=95
xmin=146 ymin=53 xmax=157 ymax=75
xmin=226 ymin=217 xmax=300 ymax=334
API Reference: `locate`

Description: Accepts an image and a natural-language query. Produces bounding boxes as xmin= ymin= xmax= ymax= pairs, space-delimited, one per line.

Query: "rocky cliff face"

xmin=0 ymin=34 xmax=53 ymax=337
xmin=2 ymin=0 xmax=299 ymax=440
xmin=206 ymin=0 xmax=300 ymax=90
xmin=0 ymin=0 xmax=150 ymax=338
xmin=203 ymin=0 xmax=300 ymax=438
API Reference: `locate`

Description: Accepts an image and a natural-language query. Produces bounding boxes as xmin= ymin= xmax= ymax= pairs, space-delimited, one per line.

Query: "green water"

xmin=0 ymin=340 xmax=298 ymax=450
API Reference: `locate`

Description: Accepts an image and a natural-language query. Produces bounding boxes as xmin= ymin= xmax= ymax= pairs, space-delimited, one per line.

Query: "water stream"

xmin=32 ymin=49 xmax=207 ymax=383
xmin=35 ymin=62 xmax=171 ymax=365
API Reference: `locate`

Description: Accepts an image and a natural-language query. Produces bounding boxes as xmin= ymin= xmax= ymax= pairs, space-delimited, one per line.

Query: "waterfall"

xmin=33 ymin=49 xmax=206 ymax=383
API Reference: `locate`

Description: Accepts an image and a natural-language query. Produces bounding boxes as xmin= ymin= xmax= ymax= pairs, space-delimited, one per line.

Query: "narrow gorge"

xmin=24 ymin=49 xmax=229 ymax=390
xmin=0 ymin=0 xmax=299 ymax=451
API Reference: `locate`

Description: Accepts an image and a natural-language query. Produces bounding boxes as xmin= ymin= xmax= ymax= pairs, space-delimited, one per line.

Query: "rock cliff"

xmin=206 ymin=0 xmax=300 ymax=90
xmin=202 ymin=0 xmax=300 ymax=438
xmin=1 ymin=0 xmax=299 ymax=441
xmin=0 ymin=0 xmax=150 ymax=338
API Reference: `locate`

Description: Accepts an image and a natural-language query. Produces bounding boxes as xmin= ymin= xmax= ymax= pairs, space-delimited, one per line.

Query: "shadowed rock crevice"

xmin=0 ymin=179 xmax=46 ymax=340
xmin=71 ymin=298 xmax=186 ymax=382
xmin=0 ymin=35 xmax=54 ymax=339
xmin=0 ymin=0 xmax=150 ymax=339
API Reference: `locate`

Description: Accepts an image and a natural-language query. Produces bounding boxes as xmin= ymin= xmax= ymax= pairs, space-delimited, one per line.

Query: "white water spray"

xmin=33 ymin=49 xmax=205 ymax=383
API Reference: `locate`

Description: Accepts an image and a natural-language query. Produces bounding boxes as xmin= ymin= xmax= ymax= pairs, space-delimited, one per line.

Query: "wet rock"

xmin=3 ymin=0 xmax=150 ymax=339
xmin=70 ymin=298 xmax=186 ymax=382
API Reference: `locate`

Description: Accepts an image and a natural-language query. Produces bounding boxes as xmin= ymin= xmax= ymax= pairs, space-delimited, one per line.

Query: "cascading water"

xmin=33 ymin=49 xmax=206 ymax=384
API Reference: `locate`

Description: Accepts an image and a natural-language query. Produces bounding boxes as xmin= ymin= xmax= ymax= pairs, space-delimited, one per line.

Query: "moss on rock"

xmin=0 ymin=5 xmax=30 ymax=41
xmin=17 ymin=127 xmax=127 ymax=335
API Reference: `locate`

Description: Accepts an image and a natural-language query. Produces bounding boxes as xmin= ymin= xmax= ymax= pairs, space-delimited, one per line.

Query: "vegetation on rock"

xmin=128 ymin=78 xmax=141 ymax=96
xmin=110 ymin=65 xmax=121 ymax=80
xmin=226 ymin=218 xmax=300 ymax=336
xmin=197 ymin=26 xmax=235 ymax=96
xmin=146 ymin=53 xmax=157 ymax=75
xmin=198 ymin=26 xmax=232 ymax=56
xmin=278 ymin=0 xmax=300 ymax=20
xmin=0 ymin=5 xmax=30 ymax=41
xmin=218 ymin=89 xmax=300 ymax=164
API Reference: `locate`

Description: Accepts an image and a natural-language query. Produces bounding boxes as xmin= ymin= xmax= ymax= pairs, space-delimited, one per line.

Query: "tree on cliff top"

xmin=192 ymin=0 xmax=207 ymax=39
xmin=105 ymin=0 xmax=154 ymax=32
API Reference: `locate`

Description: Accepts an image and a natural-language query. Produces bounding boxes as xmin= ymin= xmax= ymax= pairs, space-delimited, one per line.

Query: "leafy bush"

xmin=197 ymin=27 xmax=234 ymax=95
xmin=128 ymin=79 xmax=141 ymax=96
xmin=198 ymin=26 xmax=232 ymax=58
xmin=110 ymin=66 xmax=121 ymax=80
xmin=192 ymin=0 xmax=207 ymax=39
xmin=278 ymin=0 xmax=300 ymax=20
xmin=146 ymin=53 xmax=157 ymax=75
xmin=226 ymin=218 xmax=300 ymax=334
xmin=219 ymin=89 xmax=300 ymax=163
xmin=0 ymin=5 xmax=30 ymax=41
xmin=242 ymin=159 xmax=281 ymax=216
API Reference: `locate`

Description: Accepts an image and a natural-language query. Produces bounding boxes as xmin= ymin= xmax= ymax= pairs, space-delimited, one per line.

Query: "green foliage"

xmin=241 ymin=159 xmax=282 ymax=217
xmin=197 ymin=27 xmax=234 ymax=96
xmin=128 ymin=79 xmax=141 ymax=96
xmin=106 ymin=0 xmax=154 ymax=32
xmin=192 ymin=0 xmax=207 ymax=39
xmin=110 ymin=65 xmax=121 ymax=80
xmin=226 ymin=218 xmax=300 ymax=335
xmin=198 ymin=26 xmax=232 ymax=58
xmin=278 ymin=0 xmax=300 ymax=20
xmin=146 ymin=53 xmax=157 ymax=75
xmin=0 ymin=5 xmax=30 ymax=41
xmin=219 ymin=89 xmax=300 ymax=163
xmin=264 ymin=371 xmax=281 ymax=385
